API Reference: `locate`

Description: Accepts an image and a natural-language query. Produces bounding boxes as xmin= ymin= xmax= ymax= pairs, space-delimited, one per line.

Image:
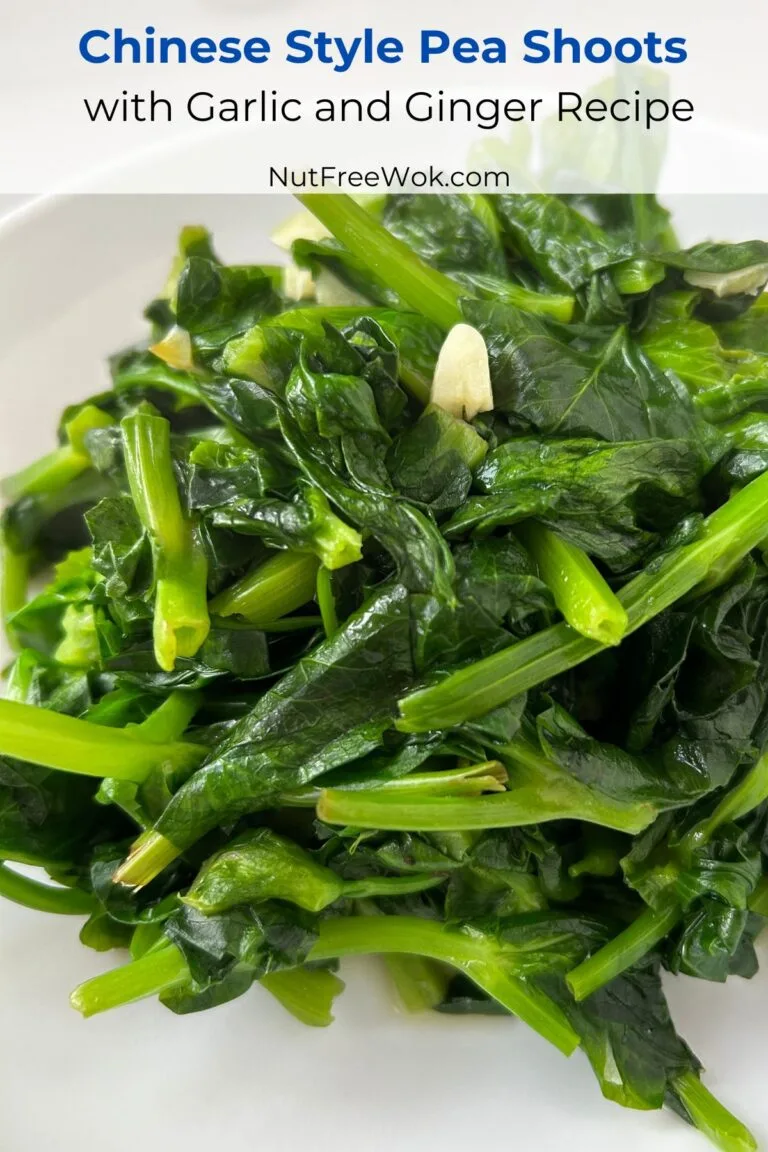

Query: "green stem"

xmin=71 ymin=916 xmax=578 ymax=1055
xmin=684 ymin=747 xmax=768 ymax=850
xmin=2 ymin=446 xmax=89 ymax=501
xmin=477 ymin=278 xmax=575 ymax=322
xmin=342 ymin=875 xmax=444 ymax=901
xmin=113 ymin=830 xmax=181 ymax=888
xmin=517 ymin=523 xmax=628 ymax=646
xmin=282 ymin=760 xmax=507 ymax=807
xmin=316 ymin=566 xmax=338 ymax=638
xmin=0 ymin=863 xmax=95 ymax=915
xmin=0 ymin=699 xmax=204 ymax=782
xmin=297 ymin=194 xmax=465 ymax=329
xmin=309 ymin=916 xmax=579 ymax=1055
xmin=694 ymin=379 xmax=768 ymax=422
xmin=566 ymin=896 xmax=681 ymax=1002
xmin=121 ymin=411 xmax=186 ymax=552
xmin=1 ymin=536 xmax=30 ymax=650
xmin=121 ymin=408 xmax=210 ymax=671
xmin=271 ymin=305 xmax=380 ymax=328
xmin=375 ymin=760 xmax=507 ymax=795
xmin=671 ymin=1071 xmax=757 ymax=1152
xmin=464 ymin=193 xmax=503 ymax=246
xmin=611 ymin=258 xmax=665 ymax=295
xmin=1 ymin=405 xmax=112 ymax=502
xmin=356 ymin=898 xmax=450 ymax=1012
xmin=132 ymin=691 xmax=202 ymax=744
xmin=397 ymin=626 xmax=594 ymax=734
xmin=209 ymin=551 xmax=319 ymax=626
xmin=70 ymin=942 xmax=188 ymax=1017
xmin=399 ymin=468 xmax=768 ymax=730
xmin=317 ymin=782 xmax=654 ymax=836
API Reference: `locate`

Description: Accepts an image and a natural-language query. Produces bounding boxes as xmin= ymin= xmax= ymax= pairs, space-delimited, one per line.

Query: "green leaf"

xmin=493 ymin=194 xmax=633 ymax=291
xmin=387 ymin=405 xmax=487 ymax=512
xmin=175 ymin=258 xmax=280 ymax=361
xmin=547 ymin=956 xmax=699 ymax=1111
xmin=447 ymin=435 xmax=706 ymax=571
xmin=463 ymin=298 xmax=718 ymax=448
xmin=151 ymin=583 xmax=419 ymax=851
xmin=382 ymin=194 xmax=507 ymax=278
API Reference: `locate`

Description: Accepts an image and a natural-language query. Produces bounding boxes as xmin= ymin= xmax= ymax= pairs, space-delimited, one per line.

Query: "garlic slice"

xmin=430 ymin=324 xmax=494 ymax=420
xmin=684 ymin=264 xmax=768 ymax=298
xmin=314 ymin=269 xmax=371 ymax=307
xmin=282 ymin=262 xmax=316 ymax=302
xmin=271 ymin=210 xmax=331 ymax=251
xmin=150 ymin=325 xmax=194 ymax=372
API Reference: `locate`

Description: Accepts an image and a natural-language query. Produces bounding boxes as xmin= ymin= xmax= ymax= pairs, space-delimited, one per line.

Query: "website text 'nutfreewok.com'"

xmin=269 ymin=166 xmax=513 ymax=190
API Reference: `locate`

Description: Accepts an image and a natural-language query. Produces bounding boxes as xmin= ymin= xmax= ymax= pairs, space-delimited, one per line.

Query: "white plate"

xmin=1 ymin=191 xmax=767 ymax=1152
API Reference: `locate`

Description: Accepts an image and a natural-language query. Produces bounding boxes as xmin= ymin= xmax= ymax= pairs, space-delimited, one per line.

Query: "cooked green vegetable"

xmin=121 ymin=406 xmax=210 ymax=671
xmin=566 ymin=745 xmax=768 ymax=1000
xmin=5 ymin=192 xmax=768 ymax=1150
xmin=208 ymin=549 xmax=319 ymax=625
xmin=398 ymin=467 xmax=768 ymax=731
xmin=516 ymin=522 xmax=628 ymax=645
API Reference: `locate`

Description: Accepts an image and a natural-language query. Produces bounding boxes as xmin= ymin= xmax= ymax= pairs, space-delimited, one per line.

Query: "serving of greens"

xmin=4 ymin=191 xmax=768 ymax=1150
